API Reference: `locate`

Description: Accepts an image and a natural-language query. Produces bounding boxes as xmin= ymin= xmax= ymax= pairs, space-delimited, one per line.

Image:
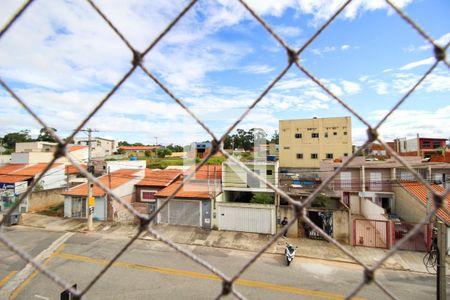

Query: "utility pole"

xmin=80 ymin=128 xmax=98 ymax=231
xmin=154 ymin=136 xmax=158 ymax=146
xmin=87 ymin=128 xmax=94 ymax=231
xmin=437 ymin=221 xmax=447 ymax=300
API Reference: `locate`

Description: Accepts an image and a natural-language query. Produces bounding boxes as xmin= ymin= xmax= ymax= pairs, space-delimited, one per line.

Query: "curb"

xmin=15 ymin=223 xmax=429 ymax=274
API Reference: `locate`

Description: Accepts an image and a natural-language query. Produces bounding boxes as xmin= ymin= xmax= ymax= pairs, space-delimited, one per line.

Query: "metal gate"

xmin=218 ymin=204 xmax=274 ymax=234
xmin=157 ymin=199 xmax=201 ymax=227
xmin=394 ymin=222 xmax=431 ymax=252
xmin=353 ymin=219 xmax=389 ymax=249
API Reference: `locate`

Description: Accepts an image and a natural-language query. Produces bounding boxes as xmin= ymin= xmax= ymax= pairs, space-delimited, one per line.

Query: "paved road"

xmin=0 ymin=226 xmax=446 ymax=299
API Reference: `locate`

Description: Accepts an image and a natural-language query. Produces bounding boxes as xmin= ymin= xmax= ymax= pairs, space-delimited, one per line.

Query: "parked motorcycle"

xmin=284 ymin=243 xmax=296 ymax=266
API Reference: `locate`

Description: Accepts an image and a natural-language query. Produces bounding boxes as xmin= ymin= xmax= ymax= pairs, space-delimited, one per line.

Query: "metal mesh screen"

xmin=1 ymin=0 xmax=449 ymax=299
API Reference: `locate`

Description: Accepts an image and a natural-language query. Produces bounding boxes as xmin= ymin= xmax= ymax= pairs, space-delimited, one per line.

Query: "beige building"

xmin=279 ymin=117 xmax=352 ymax=168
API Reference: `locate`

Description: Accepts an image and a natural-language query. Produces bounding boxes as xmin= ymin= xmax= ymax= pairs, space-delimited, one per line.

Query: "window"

xmin=324 ymin=132 xmax=328 ymax=138
xmin=295 ymin=133 xmax=302 ymax=139
xmin=340 ymin=172 xmax=352 ymax=190
xmin=283 ymin=146 xmax=290 ymax=150
xmin=333 ymin=132 xmax=337 ymax=136
xmin=343 ymin=131 xmax=347 ymax=135
xmin=326 ymin=153 xmax=333 ymax=159
xmin=266 ymin=170 xmax=273 ymax=175
xmin=141 ymin=190 xmax=156 ymax=202
xmin=422 ymin=141 xmax=431 ymax=148
xmin=312 ymin=133 xmax=319 ymax=138
xmin=311 ymin=153 xmax=318 ymax=159
xmin=344 ymin=153 xmax=348 ymax=157
xmin=369 ymin=172 xmax=382 ymax=191
xmin=296 ymin=153 xmax=303 ymax=159
xmin=433 ymin=141 xmax=441 ymax=149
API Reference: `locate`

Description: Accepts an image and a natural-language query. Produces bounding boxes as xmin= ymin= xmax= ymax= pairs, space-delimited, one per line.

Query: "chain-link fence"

xmin=1 ymin=0 xmax=449 ymax=299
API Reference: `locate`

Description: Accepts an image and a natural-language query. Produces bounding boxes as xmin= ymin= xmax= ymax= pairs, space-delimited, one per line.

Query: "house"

xmin=62 ymin=169 xmax=144 ymax=223
xmin=393 ymin=135 xmax=448 ymax=158
xmin=155 ymin=180 xmax=215 ymax=229
xmin=217 ymin=160 xmax=278 ymax=234
xmin=0 ymin=163 xmax=66 ymax=213
xmin=74 ymin=137 xmax=118 ymax=158
xmin=133 ymin=169 xmax=182 ymax=215
xmin=394 ymin=181 xmax=450 ymax=254
xmin=0 ymin=174 xmax=31 ymax=213
xmin=118 ymin=145 xmax=160 ymax=156
xmin=15 ymin=141 xmax=58 ymax=153
xmin=321 ymin=157 xmax=450 ymax=249
xmin=11 ymin=143 xmax=88 ymax=165
xmin=279 ymin=116 xmax=352 ymax=169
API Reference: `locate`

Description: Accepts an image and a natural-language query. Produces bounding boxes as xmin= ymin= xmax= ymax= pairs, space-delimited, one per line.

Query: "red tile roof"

xmin=136 ymin=169 xmax=181 ymax=187
xmin=0 ymin=174 xmax=33 ymax=183
xmin=185 ymin=165 xmax=222 ymax=181
xmin=371 ymin=143 xmax=385 ymax=151
xmin=12 ymin=163 xmax=62 ymax=176
xmin=62 ymin=169 xmax=140 ymax=197
xmin=68 ymin=145 xmax=88 ymax=152
xmin=65 ymin=164 xmax=87 ymax=175
xmin=400 ymin=181 xmax=450 ymax=224
xmin=0 ymin=164 xmax=27 ymax=174
xmin=155 ymin=180 xmax=211 ymax=199
xmin=119 ymin=146 xmax=160 ymax=151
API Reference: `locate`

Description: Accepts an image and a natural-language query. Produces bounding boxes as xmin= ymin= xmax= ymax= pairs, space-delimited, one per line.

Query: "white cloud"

xmin=341 ymin=45 xmax=350 ymax=50
xmin=399 ymin=57 xmax=435 ymax=71
xmin=372 ymin=81 xmax=389 ymax=95
xmin=341 ymin=80 xmax=361 ymax=94
xmin=274 ymin=25 xmax=302 ymax=38
xmin=435 ymin=32 xmax=450 ymax=47
xmin=352 ymin=106 xmax=450 ymax=145
xmin=359 ymin=75 xmax=369 ymax=82
xmin=241 ymin=64 xmax=275 ymax=74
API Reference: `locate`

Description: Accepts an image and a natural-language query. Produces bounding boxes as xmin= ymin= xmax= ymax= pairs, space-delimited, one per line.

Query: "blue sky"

xmin=0 ymin=0 xmax=449 ymax=146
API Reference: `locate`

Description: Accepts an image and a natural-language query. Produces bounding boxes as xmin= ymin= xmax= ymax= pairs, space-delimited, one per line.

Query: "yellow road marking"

xmin=10 ymin=244 xmax=65 ymax=300
xmin=54 ymin=251 xmax=365 ymax=300
xmin=0 ymin=271 xmax=17 ymax=288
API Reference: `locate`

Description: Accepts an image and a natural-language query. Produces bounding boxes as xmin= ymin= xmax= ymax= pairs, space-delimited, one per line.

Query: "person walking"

xmin=281 ymin=217 xmax=288 ymax=237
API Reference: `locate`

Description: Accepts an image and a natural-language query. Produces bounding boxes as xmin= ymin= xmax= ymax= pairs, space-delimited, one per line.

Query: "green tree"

xmin=118 ymin=141 xmax=130 ymax=146
xmin=2 ymin=130 xmax=33 ymax=150
xmin=312 ymin=193 xmax=330 ymax=208
xmin=166 ymin=144 xmax=184 ymax=152
xmin=250 ymin=193 xmax=274 ymax=204
xmin=36 ymin=127 xmax=57 ymax=142
xmin=156 ymin=148 xmax=172 ymax=158
xmin=270 ymin=131 xmax=279 ymax=144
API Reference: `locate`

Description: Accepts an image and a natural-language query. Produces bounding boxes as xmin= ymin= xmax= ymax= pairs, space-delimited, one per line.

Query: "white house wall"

xmin=361 ymin=198 xmax=388 ymax=221
xmin=106 ymin=161 xmax=146 ymax=173
xmin=38 ymin=164 xmax=66 ymax=190
xmin=64 ymin=196 xmax=72 ymax=218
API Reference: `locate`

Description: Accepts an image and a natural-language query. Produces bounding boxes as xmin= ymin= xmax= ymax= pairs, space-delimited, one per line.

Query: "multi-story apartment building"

xmin=279 ymin=117 xmax=352 ymax=169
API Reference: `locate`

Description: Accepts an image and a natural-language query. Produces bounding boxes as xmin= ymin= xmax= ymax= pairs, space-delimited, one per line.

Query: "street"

xmin=0 ymin=226 xmax=444 ymax=299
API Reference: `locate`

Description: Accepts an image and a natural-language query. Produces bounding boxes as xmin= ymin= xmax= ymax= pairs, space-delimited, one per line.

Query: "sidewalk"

xmin=13 ymin=213 xmax=449 ymax=273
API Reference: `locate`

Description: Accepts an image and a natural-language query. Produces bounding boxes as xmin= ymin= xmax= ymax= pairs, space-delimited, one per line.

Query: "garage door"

xmin=218 ymin=205 xmax=273 ymax=234
xmin=157 ymin=199 xmax=201 ymax=227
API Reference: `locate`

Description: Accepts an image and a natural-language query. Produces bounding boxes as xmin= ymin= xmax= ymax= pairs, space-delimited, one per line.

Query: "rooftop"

xmin=0 ymin=164 xmax=27 ymax=175
xmin=119 ymin=146 xmax=160 ymax=151
xmin=399 ymin=181 xmax=450 ymax=225
xmin=136 ymin=169 xmax=181 ymax=187
xmin=68 ymin=145 xmax=88 ymax=152
xmin=0 ymin=174 xmax=33 ymax=183
xmin=65 ymin=164 xmax=87 ymax=175
xmin=62 ymin=169 xmax=140 ymax=197
xmin=12 ymin=163 xmax=62 ymax=176
xmin=155 ymin=180 xmax=212 ymax=199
